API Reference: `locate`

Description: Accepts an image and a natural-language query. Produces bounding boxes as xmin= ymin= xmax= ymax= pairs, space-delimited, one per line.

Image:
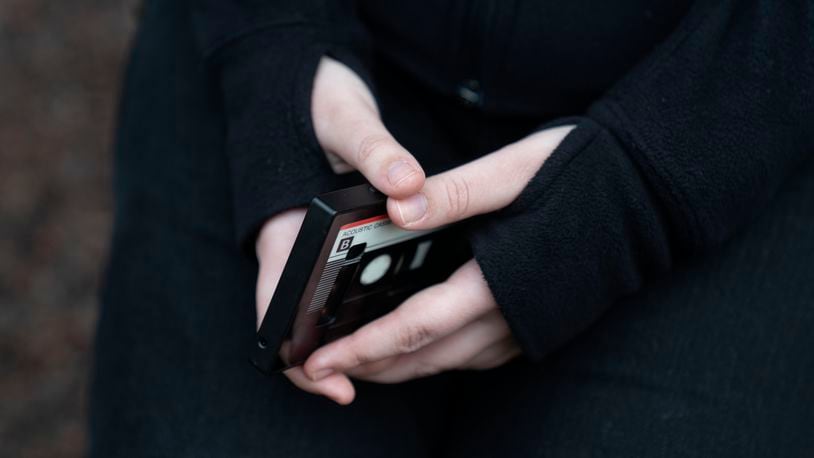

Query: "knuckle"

xmin=355 ymin=134 xmax=391 ymax=166
xmin=395 ymin=323 xmax=435 ymax=354
xmin=347 ymin=335 xmax=372 ymax=366
xmin=442 ymin=176 xmax=472 ymax=219
xmin=352 ymin=351 xmax=372 ymax=367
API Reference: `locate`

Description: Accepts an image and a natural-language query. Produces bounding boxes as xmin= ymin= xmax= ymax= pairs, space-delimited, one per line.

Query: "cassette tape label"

xmin=328 ymin=215 xmax=434 ymax=261
xmin=303 ymin=216 xmax=438 ymax=316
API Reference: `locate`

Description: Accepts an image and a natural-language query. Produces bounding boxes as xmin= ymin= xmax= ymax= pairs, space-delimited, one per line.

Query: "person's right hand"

xmin=255 ymin=56 xmax=427 ymax=404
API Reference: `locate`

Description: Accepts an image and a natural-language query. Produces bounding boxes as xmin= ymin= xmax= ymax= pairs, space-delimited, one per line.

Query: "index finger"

xmin=386 ymin=125 xmax=575 ymax=229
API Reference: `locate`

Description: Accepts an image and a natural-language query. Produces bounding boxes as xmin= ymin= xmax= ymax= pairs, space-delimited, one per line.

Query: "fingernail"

xmin=311 ymin=368 xmax=334 ymax=382
xmin=387 ymin=161 xmax=416 ymax=186
xmin=395 ymin=193 xmax=428 ymax=224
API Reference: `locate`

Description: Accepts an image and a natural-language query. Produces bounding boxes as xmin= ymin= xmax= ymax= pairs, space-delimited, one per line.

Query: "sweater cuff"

xmin=468 ymin=118 xmax=672 ymax=361
xmin=214 ymin=27 xmax=371 ymax=255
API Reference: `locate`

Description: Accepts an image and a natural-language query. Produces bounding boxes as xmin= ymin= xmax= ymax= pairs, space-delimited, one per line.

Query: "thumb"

xmin=387 ymin=125 xmax=576 ymax=229
xmin=311 ymin=57 xmax=425 ymax=198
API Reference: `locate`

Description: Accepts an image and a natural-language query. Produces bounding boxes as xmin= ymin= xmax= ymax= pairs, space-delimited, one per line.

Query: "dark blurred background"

xmin=0 ymin=1 xmax=139 ymax=456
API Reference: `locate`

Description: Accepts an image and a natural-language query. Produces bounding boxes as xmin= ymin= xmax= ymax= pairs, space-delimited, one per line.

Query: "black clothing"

xmin=90 ymin=0 xmax=814 ymax=456
xmin=191 ymin=0 xmax=814 ymax=359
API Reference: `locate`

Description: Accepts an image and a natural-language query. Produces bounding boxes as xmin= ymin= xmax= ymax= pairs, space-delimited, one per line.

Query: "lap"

xmin=94 ymin=2 xmax=814 ymax=454
xmin=443 ymin=159 xmax=814 ymax=457
xmin=90 ymin=3 xmax=454 ymax=456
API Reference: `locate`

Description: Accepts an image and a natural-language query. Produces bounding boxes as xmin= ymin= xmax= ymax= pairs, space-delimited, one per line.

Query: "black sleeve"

xmin=469 ymin=0 xmax=814 ymax=361
xmin=188 ymin=0 xmax=371 ymax=252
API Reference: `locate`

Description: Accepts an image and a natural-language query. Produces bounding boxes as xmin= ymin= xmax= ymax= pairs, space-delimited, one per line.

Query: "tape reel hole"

xmin=359 ymin=254 xmax=392 ymax=285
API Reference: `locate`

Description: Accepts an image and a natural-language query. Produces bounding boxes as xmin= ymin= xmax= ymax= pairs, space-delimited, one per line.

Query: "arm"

xmin=295 ymin=0 xmax=813 ymax=401
xmin=191 ymin=1 xmax=435 ymax=404
xmin=470 ymin=0 xmax=814 ymax=360
xmin=188 ymin=0 xmax=375 ymax=250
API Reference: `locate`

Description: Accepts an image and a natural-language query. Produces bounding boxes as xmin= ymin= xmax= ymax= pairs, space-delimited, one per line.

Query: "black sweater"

xmin=188 ymin=0 xmax=814 ymax=361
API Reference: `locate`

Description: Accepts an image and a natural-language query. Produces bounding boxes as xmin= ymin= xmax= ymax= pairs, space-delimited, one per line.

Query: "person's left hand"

xmin=286 ymin=125 xmax=576 ymax=404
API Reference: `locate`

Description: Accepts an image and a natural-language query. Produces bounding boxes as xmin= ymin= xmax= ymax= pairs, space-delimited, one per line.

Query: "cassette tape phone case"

xmin=251 ymin=184 xmax=471 ymax=374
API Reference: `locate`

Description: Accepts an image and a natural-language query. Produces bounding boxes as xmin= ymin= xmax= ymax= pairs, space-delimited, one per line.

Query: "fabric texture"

xmin=190 ymin=0 xmax=374 ymax=250
xmin=191 ymin=0 xmax=813 ymax=360
xmin=90 ymin=0 xmax=814 ymax=456
xmin=472 ymin=0 xmax=814 ymax=359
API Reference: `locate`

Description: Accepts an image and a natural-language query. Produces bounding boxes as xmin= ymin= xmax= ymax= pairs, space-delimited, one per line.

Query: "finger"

xmin=350 ymin=338 xmax=521 ymax=384
xmin=255 ymin=208 xmax=306 ymax=329
xmin=312 ymin=58 xmax=425 ymax=198
xmin=387 ymin=125 xmax=576 ymax=228
xmin=283 ymin=366 xmax=356 ymax=405
xmin=346 ymin=309 xmax=512 ymax=383
xmin=303 ymin=259 xmax=494 ymax=380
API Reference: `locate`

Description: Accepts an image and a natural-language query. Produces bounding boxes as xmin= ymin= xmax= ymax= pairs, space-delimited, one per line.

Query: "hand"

xmin=259 ymin=55 xmax=415 ymax=324
xmin=294 ymin=124 xmax=577 ymax=404
xmin=254 ymin=56 xmax=429 ymax=404
xmin=310 ymin=56 xmax=426 ymax=197
xmin=255 ymin=208 xmax=361 ymax=404
xmin=256 ymin=56 xmax=575 ymax=405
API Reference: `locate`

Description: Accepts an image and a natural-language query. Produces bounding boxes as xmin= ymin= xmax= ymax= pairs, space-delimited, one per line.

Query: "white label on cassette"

xmin=304 ymin=216 xmax=441 ymax=315
xmin=327 ymin=215 xmax=436 ymax=262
